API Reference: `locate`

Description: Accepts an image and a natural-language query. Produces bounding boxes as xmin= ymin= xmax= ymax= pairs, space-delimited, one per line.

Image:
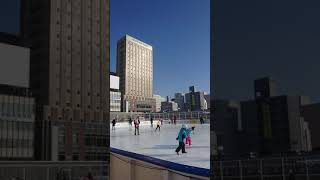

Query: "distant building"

xmin=204 ymin=93 xmax=210 ymax=110
xmin=154 ymin=95 xmax=165 ymax=112
xmin=213 ymin=99 xmax=242 ymax=157
xmin=185 ymin=86 xmax=206 ymax=111
xmin=117 ymin=35 xmax=155 ymax=112
xmin=174 ymin=93 xmax=185 ymax=111
xmin=161 ymin=96 xmax=178 ymax=112
xmin=302 ymin=103 xmax=320 ymax=151
xmin=213 ymin=78 xmax=312 ymax=158
xmin=254 ymin=77 xmax=277 ymax=99
xmin=110 ymin=73 xmax=121 ymax=112
xmin=255 ymin=95 xmax=311 ymax=154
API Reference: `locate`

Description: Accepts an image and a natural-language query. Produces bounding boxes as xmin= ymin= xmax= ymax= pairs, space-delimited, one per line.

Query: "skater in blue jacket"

xmin=175 ymin=124 xmax=187 ymax=155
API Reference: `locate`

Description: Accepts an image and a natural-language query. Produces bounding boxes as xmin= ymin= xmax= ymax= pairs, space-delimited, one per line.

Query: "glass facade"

xmin=110 ymin=91 xmax=121 ymax=112
xmin=0 ymin=95 xmax=35 ymax=159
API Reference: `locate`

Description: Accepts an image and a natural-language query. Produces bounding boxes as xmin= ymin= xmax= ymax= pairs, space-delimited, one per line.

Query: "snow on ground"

xmin=110 ymin=122 xmax=210 ymax=169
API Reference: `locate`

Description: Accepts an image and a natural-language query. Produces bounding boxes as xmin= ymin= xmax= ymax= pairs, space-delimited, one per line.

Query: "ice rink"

xmin=110 ymin=122 xmax=210 ymax=169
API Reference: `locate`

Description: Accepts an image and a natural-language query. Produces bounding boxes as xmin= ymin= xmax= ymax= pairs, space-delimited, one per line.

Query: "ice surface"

xmin=110 ymin=123 xmax=210 ymax=169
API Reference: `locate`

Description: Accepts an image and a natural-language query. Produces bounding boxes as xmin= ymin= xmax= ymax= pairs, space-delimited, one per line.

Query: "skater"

xmin=185 ymin=126 xmax=194 ymax=145
xmin=173 ymin=115 xmax=177 ymax=125
xmin=175 ymin=124 xmax=187 ymax=155
xmin=112 ymin=118 xmax=116 ymax=130
xmin=134 ymin=117 xmax=140 ymax=135
xmin=155 ymin=120 xmax=161 ymax=132
xmin=199 ymin=116 xmax=204 ymax=124
xmin=150 ymin=117 xmax=153 ymax=127
xmin=128 ymin=117 xmax=133 ymax=126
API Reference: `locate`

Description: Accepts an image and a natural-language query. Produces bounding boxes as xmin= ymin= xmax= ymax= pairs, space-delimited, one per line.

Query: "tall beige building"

xmin=27 ymin=0 xmax=110 ymax=161
xmin=117 ymin=35 xmax=155 ymax=112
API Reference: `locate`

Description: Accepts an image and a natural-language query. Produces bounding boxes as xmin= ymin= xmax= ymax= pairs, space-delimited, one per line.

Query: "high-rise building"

xmin=254 ymin=77 xmax=277 ymax=99
xmin=26 ymin=0 xmax=110 ymax=161
xmin=117 ymin=35 xmax=155 ymax=112
xmin=185 ymin=86 xmax=206 ymax=111
xmin=174 ymin=93 xmax=185 ymax=111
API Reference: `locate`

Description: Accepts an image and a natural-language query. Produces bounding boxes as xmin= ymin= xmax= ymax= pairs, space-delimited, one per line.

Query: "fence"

xmin=0 ymin=161 xmax=108 ymax=180
xmin=110 ymin=111 xmax=210 ymax=123
xmin=212 ymin=157 xmax=320 ymax=180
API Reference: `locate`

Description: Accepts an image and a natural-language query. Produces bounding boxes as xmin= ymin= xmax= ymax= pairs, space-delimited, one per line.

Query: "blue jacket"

xmin=177 ymin=128 xmax=187 ymax=142
xmin=186 ymin=129 xmax=193 ymax=137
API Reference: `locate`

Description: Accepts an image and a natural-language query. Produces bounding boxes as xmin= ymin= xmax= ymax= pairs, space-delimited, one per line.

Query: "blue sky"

xmin=0 ymin=1 xmax=20 ymax=35
xmin=111 ymin=0 xmax=210 ymax=97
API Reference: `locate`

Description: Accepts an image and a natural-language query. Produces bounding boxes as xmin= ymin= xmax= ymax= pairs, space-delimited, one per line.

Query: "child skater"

xmin=185 ymin=126 xmax=194 ymax=146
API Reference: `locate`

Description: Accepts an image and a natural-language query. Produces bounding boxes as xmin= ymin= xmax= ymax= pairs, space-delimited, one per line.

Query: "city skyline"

xmin=213 ymin=0 xmax=320 ymax=102
xmin=111 ymin=0 xmax=210 ymax=97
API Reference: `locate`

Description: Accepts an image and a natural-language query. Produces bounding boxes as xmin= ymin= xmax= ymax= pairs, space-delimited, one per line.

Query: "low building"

xmin=161 ymin=96 xmax=178 ymax=112
xmin=0 ymin=35 xmax=35 ymax=160
xmin=0 ymin=84 xmax=35 ymax=160
xmin=110 ymin=73 xmax=121 ymax=112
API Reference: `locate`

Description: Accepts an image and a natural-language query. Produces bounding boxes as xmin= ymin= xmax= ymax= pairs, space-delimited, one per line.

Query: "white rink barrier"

xmin=110 ymin=148 xmax=210 ymax=180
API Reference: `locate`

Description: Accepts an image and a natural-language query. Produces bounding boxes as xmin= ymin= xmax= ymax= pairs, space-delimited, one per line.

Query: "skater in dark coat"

xmin=150 ymin=117 xmax=154 ymax=127
xmin=134 ymin=117 xmax=140 ymax=135
xmin=112 ymin=118 xmax=116 ymax=130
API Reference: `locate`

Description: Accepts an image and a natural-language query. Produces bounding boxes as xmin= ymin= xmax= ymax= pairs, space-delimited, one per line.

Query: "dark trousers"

xmin=175 ymin=142 xmax=186 ymax=153
xmin=135 ymin=126 xmax=139 ymax=135
xmin=155 ymin=125 xmax=160 ymax=131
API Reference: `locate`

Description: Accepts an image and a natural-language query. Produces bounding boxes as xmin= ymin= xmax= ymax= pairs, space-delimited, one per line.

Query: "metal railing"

xmin=110 ymin=111 xmax=210 ymax=123
xmin=211 ymin=157 xmax=320 ymax=180
xmin=0 ymin=161 xmax=108 ymax=180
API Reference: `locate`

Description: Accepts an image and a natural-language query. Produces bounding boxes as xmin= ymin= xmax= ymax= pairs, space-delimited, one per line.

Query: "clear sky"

xmin=111 ymin=0 xmax=210 ymax=98
xmin=0 ymin=1 xmax=20 ymax=35
xmin=213 ymin=0 xmax=320 ymax=102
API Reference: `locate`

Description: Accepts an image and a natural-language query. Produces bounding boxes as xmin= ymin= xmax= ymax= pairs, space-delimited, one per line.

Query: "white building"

xmin=110 ymin=73 xmax=121 ymax=112
xmin=153 ymin=95 xmax=165 ymax=112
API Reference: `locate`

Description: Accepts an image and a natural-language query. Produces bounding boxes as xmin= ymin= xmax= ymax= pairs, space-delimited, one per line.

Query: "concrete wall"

xmin=110 ymin=152 xmax=209 ymax=180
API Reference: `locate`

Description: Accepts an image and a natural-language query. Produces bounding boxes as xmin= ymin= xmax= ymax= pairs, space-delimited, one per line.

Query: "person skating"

xmin=199 ymin=116 xmax=204 ymax=124
xmin=185 ymin=126 xmax=194 ymax=145
xmin=175 ymin=124 xmax=187 ymax=155
xmin=128 ymin=117 xmax=133 ymax=126
xmin=112 ymin=118 xmax=116 ymax=130
xmin=134 ymin=117 xmax=140 ymax=135
xmin=150 ymin=117 xmax=153 ymax=127
xmin=155 ymin=120 xmax=161 ymax=132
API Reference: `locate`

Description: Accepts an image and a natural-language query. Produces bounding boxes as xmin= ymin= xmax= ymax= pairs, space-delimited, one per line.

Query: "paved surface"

xmin=110 ymin=123 xmax=210 ymax=169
